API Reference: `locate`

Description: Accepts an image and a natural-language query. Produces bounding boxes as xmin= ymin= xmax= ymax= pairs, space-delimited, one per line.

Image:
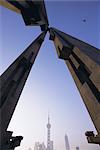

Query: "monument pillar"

xmin=49 ymin=27 xmax=100 ymax=144
xmin=0 ymin=31 xmax=47 ymax=149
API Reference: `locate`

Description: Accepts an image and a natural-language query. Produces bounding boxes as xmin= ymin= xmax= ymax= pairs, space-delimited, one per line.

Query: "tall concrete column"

xmin=49 ymin=27 xmax=100 ymax=144
xmin=0 ymin=31 xmax=47 ymax=149
xmin=0 ymin=0 xmax=49 ymax=31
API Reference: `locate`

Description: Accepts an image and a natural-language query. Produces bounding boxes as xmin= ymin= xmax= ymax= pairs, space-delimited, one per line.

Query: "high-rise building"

xmin=34 ymin=142 xmax=46 ymax=150
xmin=76 ymin=147 xmax=79 ymax=150
xmin=49 ymin=141 xmax=53 ymax=150
xmin=65 ymin=134 xmax=70 ymax=150
xmin=28 ymin=148 xmax=32 ymax=150
xmin=34 ymin=142 xmax=40 ymax=150
xmin=39 ymin=143 xmax=46 ymax=150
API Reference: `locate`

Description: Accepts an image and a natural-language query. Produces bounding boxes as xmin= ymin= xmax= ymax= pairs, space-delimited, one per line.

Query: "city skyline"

xmin=29 ymin=116 xmax=72 ymax=150
xmin=33 ymin=115 xmax=53 ymax=150
xmin=0 ymin=1 xmax=100 ymax=150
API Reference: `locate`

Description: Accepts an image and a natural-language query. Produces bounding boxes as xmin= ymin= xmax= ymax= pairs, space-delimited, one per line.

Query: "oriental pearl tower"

xmin=47 ymin=115 xmax=51 ymax=150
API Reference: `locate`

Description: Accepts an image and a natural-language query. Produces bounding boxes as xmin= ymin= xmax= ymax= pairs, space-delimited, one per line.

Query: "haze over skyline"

xmin=0 ymin=1 xmax=100 ymax=150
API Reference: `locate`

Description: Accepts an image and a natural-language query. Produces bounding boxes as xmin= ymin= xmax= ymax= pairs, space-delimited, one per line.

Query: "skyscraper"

xmin=65 ymin=134 xmax=70 ymax=150
xmin=76 ymin=147 xmax=79 ymax=150
xmin=34 ymin=142 xmax=46 ymax=150
xmin=34 ymin=142 xmax=40 ymax=150
xmin=49 ymin=141 xmax=53 ymax=150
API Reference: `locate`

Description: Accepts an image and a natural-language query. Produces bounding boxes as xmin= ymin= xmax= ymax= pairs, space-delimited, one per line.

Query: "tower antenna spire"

xmin=48 ymin=112 xmax=50 ymax=124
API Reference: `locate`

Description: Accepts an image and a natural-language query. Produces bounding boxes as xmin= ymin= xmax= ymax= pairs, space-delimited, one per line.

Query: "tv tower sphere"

xmin=47 ymin=116 xmax=51 ymax=129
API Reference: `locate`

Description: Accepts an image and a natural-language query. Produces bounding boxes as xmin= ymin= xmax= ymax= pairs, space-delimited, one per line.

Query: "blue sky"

xmin=0 ymin=1 xmax=100 ymax=150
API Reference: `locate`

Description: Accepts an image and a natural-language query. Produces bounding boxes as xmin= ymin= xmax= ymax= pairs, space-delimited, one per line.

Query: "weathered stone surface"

xmin=0 ymin=32 xmax=46 ymax=149
xmin=69 ymin=54 xmax=80 ymax=69
xmin=0 ymin=0 xmax=49 ymax=31
xmin=65 ymin=60 xmax=82 ymax=90
xmin=49 ymin=27 xmax=100 ymax=144
xmin=80 ymin=83 xmax=100 ymax=133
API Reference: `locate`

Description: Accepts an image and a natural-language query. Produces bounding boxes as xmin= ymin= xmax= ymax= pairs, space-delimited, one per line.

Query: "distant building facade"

xmin=34 ymin=142 xmax=46 ymax=150
xmin=76 ymin=147 xmax=79 ymax=150
xmin=65 ymin=134 xmax=70 ymax=150
xmin=34 ymin=142 xmax=40 ymax=150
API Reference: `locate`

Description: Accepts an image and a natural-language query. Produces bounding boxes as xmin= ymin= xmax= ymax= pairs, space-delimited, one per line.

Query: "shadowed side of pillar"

xmin=0 ymin=31 xmax=47 ymax=150
xmin=0 ymin=0 xmax=49 ymax=31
